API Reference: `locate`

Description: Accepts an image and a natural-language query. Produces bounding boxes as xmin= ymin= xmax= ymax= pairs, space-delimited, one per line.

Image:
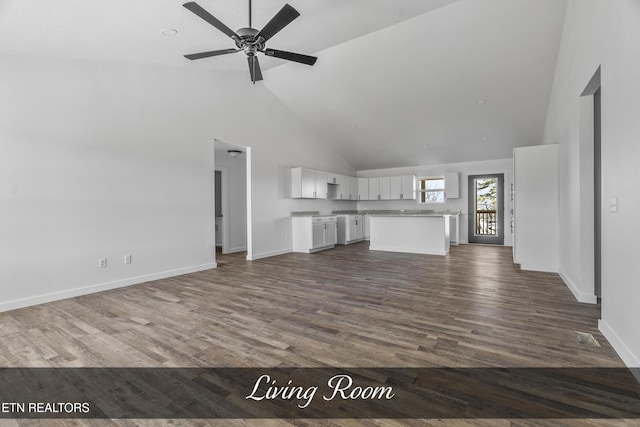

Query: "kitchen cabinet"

xmin=328 ymin=174 xmax=358 ymax=200
xmin=401 ymin=175 xmax=416 ymax=200
xmin=336 ymin=174 xmax=350 ymax=200
xmin=390 ymin=176 xmax=401 ymax=199
xmin=358 ymin=178 xmax=369 ymax=200
xmin=312 ymin=222 xmax=326 ymax=248
xmin=379 ymin=177 xmax=391 ymax=200
xmin=349 ymin=177 xmax=358 ymax=200
xmin=291 ymin=167 xmax=315 ymax=198
xmin=293 ymin=168 xmax=415 ymax=202
xmin=291 ymin=167 xmax=328 ymax=199
xmin=292 ymin=216 xmax=337 ymax=253
xmin=445 ymin=172 xmax=459 ymax=199
xmin=337 ymin=215 xmax=364 ymax=244
xmin=390 ymin=175 xmax=416 ymax=200
xmin=369 ymin=178 xmax=380 ymax=200
xmin=315 ymin=170 xmax=328 ymax=199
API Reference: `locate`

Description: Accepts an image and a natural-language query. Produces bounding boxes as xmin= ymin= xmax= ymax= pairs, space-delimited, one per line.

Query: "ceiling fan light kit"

xmin=183 ymin=0 xmax=317 ymax=83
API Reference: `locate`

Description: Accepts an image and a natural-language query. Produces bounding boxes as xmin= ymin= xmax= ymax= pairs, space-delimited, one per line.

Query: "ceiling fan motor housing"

xmin=235 ymin=27 xmax=264 ymax=56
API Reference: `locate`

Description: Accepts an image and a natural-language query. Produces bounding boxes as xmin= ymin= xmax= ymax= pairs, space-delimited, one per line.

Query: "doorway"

xmin=468 ymin=174 xmax=504 ymax=245
xmin=580 ymin=66 xmax=601 ymax=300
xmin=214 ymin=140 xmax=249 ymax=256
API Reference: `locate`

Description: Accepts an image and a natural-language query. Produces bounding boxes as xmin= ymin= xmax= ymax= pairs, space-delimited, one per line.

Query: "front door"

xmin=468 ymin=174 xmax=504 ymax=245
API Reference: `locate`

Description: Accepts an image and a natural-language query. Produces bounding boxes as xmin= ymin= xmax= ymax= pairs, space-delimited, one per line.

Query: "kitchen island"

xmin=368 ymin=212 xmax=456 ymax=256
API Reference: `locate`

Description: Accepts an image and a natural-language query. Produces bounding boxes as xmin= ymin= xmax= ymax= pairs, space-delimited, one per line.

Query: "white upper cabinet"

xmin=291 ymin=167 xmax=329 ymax=199
xmin=293 ymin=167 xmax=360 ymax=201
xmin=337 ymin=174 xmax=350 ymax=200
xmin=292 ymin=167 xmax=316 ymax=198
xmin=401 ymin=175 xmax=416 ymax=200
xmin=369 ymin=177 xmax=391 ymax=200
xmin=358 ymin=178 xmax=369 ymax=200
xmin=387 ymin=175 xmax=416 ymax=200
xmin=315 ymin=170 xmax=328 ymax=199
xmin=444 ymin=172 xmax=459 ymax=198
xmin=327 ymin=173 xmax=340 ymax=185
xmin=368 ymin=177 xmax=380 ymax=200
xmin=379 ymin=177 xmax=391 ymax=200
xmin=349 ymin=177 xmax=358 ymax=200
xmin=293 ymin=168 xmax=415 ymax=202
xmin=390 ymin=176 xmax=402 ymax=199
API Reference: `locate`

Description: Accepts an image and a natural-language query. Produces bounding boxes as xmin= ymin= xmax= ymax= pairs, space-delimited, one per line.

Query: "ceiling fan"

xmin=183 ymin=0 xmax=318 ymax=83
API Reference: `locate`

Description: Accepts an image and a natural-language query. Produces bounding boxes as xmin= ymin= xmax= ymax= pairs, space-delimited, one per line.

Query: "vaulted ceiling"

xmin=0 ymin=0 xmax=567 ymax=170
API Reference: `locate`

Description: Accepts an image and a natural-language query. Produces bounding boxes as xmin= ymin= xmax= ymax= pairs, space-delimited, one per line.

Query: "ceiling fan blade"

xmin=255 ymin=4 xmax=300 ymax=42
xmin=184 ymin=48 xmax=239 ymax=60
xmin=183 ymin=2 xmax=239 ymax=40
xmin=264 ymin=49 xmax=317 ymax=66
xmin=247 ymin=56 xmax=263 ymax=83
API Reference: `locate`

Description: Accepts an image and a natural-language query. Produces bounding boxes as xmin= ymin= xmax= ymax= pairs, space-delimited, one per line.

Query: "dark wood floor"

xmin=0 ymin=243 xmax=624 ymax=368
xmin=0 ymin=243 xmax=633 ymax=426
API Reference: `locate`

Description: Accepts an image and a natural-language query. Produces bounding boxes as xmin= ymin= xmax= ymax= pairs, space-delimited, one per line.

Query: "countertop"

xmin=290 ymin=211 xmax=336 ymax=218
xmin=367 ymin=211 xmax=458 ymax=217
xmin=291 ymin=210 xmax=461 ymax=217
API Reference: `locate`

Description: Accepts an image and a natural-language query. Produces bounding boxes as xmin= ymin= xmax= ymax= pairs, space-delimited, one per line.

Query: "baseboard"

xmin=247 ymin=248 xmax=292 ymax=261
xmin=223 ymin=246 xmax=247 ymax=254
xmin=599 ymin=319 xmax=640 ymax=370
xmin=369 ymin=245 xmax=447 ymax=256
xmin=559 ymin=269 xmax=598 ymax=304
xmin=0 ymin=262 xmax=217 ymax=313
xmin=520 ymin=262 xmax=558 ymax=274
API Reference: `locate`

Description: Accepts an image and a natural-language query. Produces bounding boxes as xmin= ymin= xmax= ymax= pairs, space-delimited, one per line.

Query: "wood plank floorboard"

xmin=0 ymin=243 xmax=635 ymax=426
xmin=0 ymin=244 xmax=624 ymax=368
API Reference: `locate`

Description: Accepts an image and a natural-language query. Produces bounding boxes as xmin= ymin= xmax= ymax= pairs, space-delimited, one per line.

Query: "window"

xmin=418 ymin=177 xmax=445 ymax=204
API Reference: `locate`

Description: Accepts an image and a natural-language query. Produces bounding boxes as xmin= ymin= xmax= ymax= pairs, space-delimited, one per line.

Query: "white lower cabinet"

xmin=292 ymin=216 xmax=337 ymax=253
xmin=337 ymin=215 xmax=364 ymax=244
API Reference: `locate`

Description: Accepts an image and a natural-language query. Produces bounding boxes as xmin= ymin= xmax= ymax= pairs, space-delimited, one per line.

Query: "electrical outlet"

xmin=124 ymin=254 xmax=132 ymax=265
xmin=98 ymin=258 xmax=108 ymax=268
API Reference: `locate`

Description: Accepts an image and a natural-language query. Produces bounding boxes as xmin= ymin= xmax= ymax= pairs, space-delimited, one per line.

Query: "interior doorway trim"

xmin=245 ymin=146 xmax=253 ymax=260
xmin=214 ymin=165 xmax=231 ymax=254
xmin=576 ymin=65 xmax=601 ymax=303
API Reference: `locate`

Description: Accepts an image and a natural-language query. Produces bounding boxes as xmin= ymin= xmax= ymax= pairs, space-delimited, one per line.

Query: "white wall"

xmin=356 ymin=158 xmax=513 ymax=245
xmin=542 ymin=0 xmax=640 ymax=367
xmin=0 ymin=54 xmax=355 ymax=310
